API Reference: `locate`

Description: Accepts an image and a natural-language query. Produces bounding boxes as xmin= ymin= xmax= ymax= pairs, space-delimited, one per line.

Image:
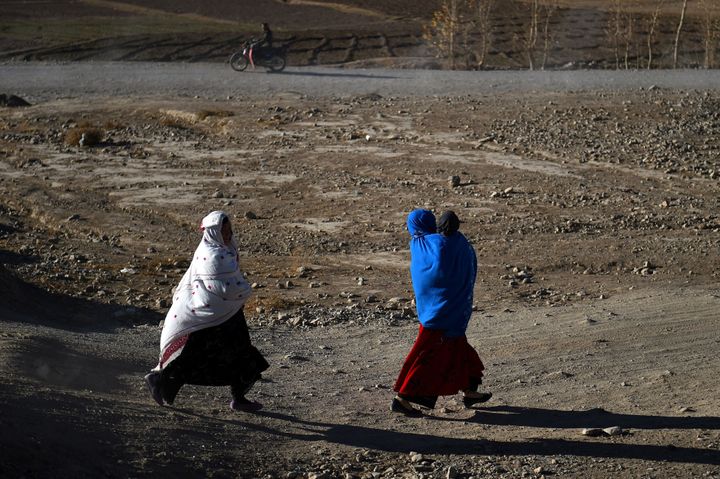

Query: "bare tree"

xmin=423 ymin=0 xmax=471 ymax=69
xmin=646 ymin=0 xmax=664 ymax=69
xmin=541 ymin=0 xmax=560 ymax=70
xmin=623 ymin=9 xmax=635 ymax=69
xmin=607 ymin=0 xmax=624 ymax=69
xmin=606 ymin=0 xmax=636 ymax=70
xmin=517 ymin=0 xmax=540 ymax=70
xmin=673 ymin=0 xmax=688 ymax=68
xmin=472 ymin=0 xmax=495 ymax=68
xmin=700 ymin=0 xmax=720 ymax=68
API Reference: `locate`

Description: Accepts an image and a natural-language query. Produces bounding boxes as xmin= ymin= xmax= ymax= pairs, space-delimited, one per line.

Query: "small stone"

xmin=410 ymin=453 xmax=424 ymax=463
xmin=581 ymin=428 xmax=604 ymax=437
xmin=446 ymin=465 xmax=459 ymax=479
xmin=66 ymin=214 xmax=81 ymax=221
xmin=244 ymin=211 xmax=258 ymax=220
xmin=449 ymin=175 xmax=461 ymax=187
xmin=679 ymin=406 xmax=696 ymax=413
xmin=533 ymin=466 xmax=544 ymax=475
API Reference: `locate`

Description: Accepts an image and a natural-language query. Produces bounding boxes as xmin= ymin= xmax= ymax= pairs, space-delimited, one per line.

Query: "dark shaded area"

xmin=240 ymin=411 xmax=720 ymax=466
xmin=0 ymin=386 xmax=201 ymax=479
xmin=0 ymin=263 xmax=162 ymax=332
xmin=0 ymin=248 xmax=31 ymax=266
xmin=0 ymin=93 xmax=31 ymax=107
xmin=464 ymin=405 xmax=720 ymax=431
xmin=272 ymin=69 xmax=398 ymax=79
xmin=6 ymin=336 xmax=144 ymax=394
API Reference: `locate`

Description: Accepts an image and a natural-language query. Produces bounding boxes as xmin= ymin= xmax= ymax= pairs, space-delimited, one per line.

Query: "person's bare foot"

xmin=391 ymin=396 xmax=422 ymax=417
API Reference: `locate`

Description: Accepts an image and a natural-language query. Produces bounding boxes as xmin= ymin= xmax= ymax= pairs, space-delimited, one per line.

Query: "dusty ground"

xmin=1 ymin=67 xmax=719 ymax=478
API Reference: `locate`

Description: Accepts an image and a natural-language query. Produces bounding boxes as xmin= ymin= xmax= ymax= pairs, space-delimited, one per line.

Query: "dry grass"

xmin=246 ymin=294 xmax=304 ymax=313
xmin=64 ymin=127 xmax=104 ymax=147
xmin=196 ymin=109 xmax=234 ymax=121
xmin=103 ymin=119 xmax=125 ymax=130
xmin=158 ymin=117 xmax=187 ymax=128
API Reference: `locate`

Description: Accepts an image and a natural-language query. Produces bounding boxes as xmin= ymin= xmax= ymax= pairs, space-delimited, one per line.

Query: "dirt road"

xmin=3 ymin=62 xmax=720 ymax=99
xmin=1 ymin=65 xmax=719 ymax=478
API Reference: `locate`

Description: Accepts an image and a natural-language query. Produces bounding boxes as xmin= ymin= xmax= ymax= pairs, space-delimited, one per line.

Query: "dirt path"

xmin=3 ymin=63 xmax=720 ymax=101
xmin=1 ymin=285 xmax=719 ymax=478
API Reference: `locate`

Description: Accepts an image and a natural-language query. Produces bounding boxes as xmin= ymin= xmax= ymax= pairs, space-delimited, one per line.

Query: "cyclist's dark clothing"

xmin=260 ymin=29 xmax=273 ymax=48
xmin=253 ymin=28 xmax=273 ymax=59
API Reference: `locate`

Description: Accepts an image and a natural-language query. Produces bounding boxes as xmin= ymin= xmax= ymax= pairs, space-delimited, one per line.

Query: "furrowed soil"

xmin=2 ymin=0 xmax=720 ymax=69
xmin=1 ymin=68 xmax=719 ymax=478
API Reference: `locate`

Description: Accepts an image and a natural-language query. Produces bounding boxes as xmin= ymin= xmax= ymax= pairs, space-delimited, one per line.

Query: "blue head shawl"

xmin=407 ymin=209 xmax=477 ymax=337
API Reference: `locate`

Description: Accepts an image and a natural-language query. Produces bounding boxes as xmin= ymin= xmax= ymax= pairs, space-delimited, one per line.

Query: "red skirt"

xmin=394 ymin=325 xmax=484 ymax=401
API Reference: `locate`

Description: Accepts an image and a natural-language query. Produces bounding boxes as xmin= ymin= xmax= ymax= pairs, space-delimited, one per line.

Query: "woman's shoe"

xmin=462 ymin=392 xmax=492 ymax=408
xmin=230 ymin=397 xmax=263 ymax=412
xmin=144 ymin=372 xmax=164 ymax=406
xmin=391 ymin=397 xmax=422 ymax=417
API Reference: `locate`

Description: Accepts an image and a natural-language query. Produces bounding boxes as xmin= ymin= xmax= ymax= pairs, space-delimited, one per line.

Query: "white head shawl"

xmin=159 ymin=211 xmax=253 ymax=355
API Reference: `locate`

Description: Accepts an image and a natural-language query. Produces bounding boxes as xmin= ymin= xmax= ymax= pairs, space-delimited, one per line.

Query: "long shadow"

xmin=221 ymin=410 xmax=720 ymax=466
xmin=272 ymin=69 xmax=399 ymax=80
xmin=453 ymin=405 xmax=720 ymax=431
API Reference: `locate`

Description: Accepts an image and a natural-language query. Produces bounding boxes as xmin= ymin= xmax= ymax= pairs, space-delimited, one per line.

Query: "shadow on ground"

xmin=0 ymin=262 xmax=162 ymax=332
xmin=219 ymin=410 xmax=720 ymax=466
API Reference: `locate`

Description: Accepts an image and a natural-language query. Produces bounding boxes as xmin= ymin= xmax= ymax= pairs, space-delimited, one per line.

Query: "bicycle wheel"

xmin=229 ymin=52 xmax=249 ymax=72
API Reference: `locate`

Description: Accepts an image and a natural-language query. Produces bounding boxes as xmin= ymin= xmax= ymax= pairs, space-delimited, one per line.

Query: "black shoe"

xmin=144 ymin=372 xmax=164 ymax=406
xmin=463 ymin=392 xmax=492 ymax=408
xmin=230 ymin=397 xmax=263 ymax=412
xmin=391 ymin=397 xmax=422 ymax=417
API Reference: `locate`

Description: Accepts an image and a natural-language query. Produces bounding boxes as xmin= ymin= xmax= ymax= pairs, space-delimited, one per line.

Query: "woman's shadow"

xmin=222 ymin=407 xmax=720 ymax=466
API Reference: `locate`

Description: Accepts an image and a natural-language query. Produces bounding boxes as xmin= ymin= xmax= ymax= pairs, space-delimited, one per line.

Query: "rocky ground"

xmin=0 ymin=69 xmax=719 ymax=478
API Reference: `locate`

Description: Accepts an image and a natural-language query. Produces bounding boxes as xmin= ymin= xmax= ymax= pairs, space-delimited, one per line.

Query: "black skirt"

xmin=159 ymin=309 xmax=269 ymax=404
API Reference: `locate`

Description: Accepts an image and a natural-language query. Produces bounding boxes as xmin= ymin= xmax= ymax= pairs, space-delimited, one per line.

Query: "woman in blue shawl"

xmin=392 ymin=210 xmax=491 ymax=416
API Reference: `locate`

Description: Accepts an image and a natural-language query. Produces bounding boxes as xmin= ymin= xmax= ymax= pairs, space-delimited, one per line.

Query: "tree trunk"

xmin=673 ymin=0 xmax=688 ymax=69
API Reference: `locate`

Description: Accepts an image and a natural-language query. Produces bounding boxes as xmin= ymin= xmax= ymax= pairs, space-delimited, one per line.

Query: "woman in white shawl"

xmin=144 ymin=211 xmax=268 ymax=412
